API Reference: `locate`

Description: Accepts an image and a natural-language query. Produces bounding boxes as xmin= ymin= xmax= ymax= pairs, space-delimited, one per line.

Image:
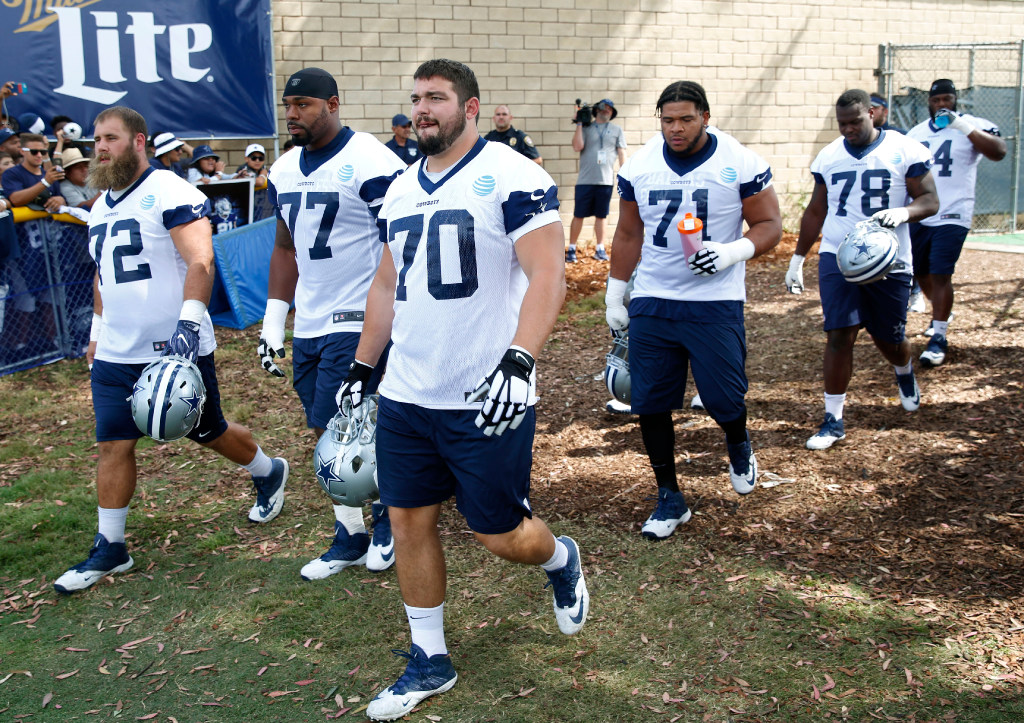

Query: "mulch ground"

xmin=537 ymin=235 xmax=1024 ymax=686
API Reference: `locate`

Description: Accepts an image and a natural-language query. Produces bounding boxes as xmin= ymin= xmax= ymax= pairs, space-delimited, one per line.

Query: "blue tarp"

xmin=209 ymin=217 xmax=274 ymax=329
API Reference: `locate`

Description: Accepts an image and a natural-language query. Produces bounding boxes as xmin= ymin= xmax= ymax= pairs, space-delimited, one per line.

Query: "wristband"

xmin=179 ymin=299 xmax=208 ymax=325
xmin=40 ymin=178 xmax=51 ymax=188
xmin=90 ymin=313 xmax=102 ymax=342
xmin=605 ymin=276 xmax=628 ymax=305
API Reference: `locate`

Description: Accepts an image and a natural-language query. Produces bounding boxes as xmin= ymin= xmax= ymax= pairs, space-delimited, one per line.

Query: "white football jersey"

xmin=378 ymin=138 xmax=560 ymax=409
xmin=906 ymin=114 xmax=999 ymax=228
xmin=268 ymin=128 xmax=405 ymax=338
xmin=89 ymin=168 xmax=216 ymax=364
xmin=811 ymin=130 xmax=933 ymax=268
xmin=617 ymin=129 xmax=772 ymax=303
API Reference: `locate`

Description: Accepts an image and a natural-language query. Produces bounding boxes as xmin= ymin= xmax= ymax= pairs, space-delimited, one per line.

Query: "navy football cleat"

xmin=54 ymin=534 xmax=134 ymax=594
xmin=366 ymin=503 xmax=395 ymax=572
xmin=806 ymin=413 xmax=846 ymax=450
xmin=300 ymin=521 xmax=369 ymax=580
xmin=544 ymin=536 xmax=589 ymax=634
xmin=367 ymin=645 xmax=458 ymax=721
xmin=248 ymin=457 xmax=288 ymax=523
xmin=642 ymin=488 xmax=691 ymax=539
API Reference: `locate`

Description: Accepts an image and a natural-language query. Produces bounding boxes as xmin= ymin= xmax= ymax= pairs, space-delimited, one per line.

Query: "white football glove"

xmin=871 ymin=207 xmax=910 ymax=228
xmin=604 ymin=277 xmax=629 ymax=331
xmin=936 ymin=108 xmax=974 ymax=135
xmin=336 ymin=360 xmax=374 ymax=415
xmin=785 ymin=254 xmax=805 ymax=294
xmin=687 ymin=238 xmax=755 ymax=277
xmin=258 ymin=298 xmax=290 ymax=377
xmin=467 ymin=346 xmax=534 ymax=437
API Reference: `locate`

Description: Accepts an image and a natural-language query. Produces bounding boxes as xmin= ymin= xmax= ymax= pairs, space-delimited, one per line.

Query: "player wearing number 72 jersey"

xmin=786 ymin=89 xmax=938 ymax=451
xmin=605 ymin=81 xmax=782 ymax=541
xmin=261 ymin=68 xmax=405 ymax=580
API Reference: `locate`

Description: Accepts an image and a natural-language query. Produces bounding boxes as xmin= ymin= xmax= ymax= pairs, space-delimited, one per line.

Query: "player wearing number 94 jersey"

xmin=786 ymin=89 xmax=938 ymax=452
xmin=605 ymin=81 xmax=782 ymax=542
xmin=261 ymin=68 xmax=405 ymax=581
xmin=339 ymin=59 xmax=589 ymax=721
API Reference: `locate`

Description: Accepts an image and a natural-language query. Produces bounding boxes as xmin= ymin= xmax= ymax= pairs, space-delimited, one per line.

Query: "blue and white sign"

xmin=2 ymin=0 xmax=275 ymax=139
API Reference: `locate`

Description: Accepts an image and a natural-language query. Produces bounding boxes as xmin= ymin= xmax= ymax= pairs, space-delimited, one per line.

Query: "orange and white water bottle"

xmin=677 ymin=213 xmax=704 ymax=257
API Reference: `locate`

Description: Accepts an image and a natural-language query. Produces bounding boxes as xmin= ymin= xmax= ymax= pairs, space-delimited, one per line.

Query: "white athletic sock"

xmin=894 ymin=360 xmax=913 ymax=376
xmin=824 ymin=392 xmax=846 ymax=421
xmin=932 ymin=320 xmax=949 ymax=337
xmin=97 ymin=506 xmax=129 ymax=544
xmin=568 ymin=244 xmax=576 ymax=251
xmin=334 ymin=504 xmax=366 ymax=535
xmin=243 ymin=447 xmax=273 ymax=478
xmin=405 ymin=602 xmax=447 ymax=657
xmin=540 ymin=537 xmax=569 ymax=572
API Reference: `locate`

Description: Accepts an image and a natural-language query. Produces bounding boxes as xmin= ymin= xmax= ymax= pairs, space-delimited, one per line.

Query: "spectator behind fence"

xmin=1 ymin=132 xmax=65 ymax=212
xmin=0 ymin=128 xmax=21 ymax=163
xmin=148 ymin=132 xmax=192 ymax=179
xmin=384 ymin=113 xmax=419 ymax=165
xmin=0 ymin=151 xmax=13 ymax=174
xmin=59 ymin=148 xmax=100 ymax=210
xmin=235 ymin=143 xmax=268 ymax=190
xmin=187 ymin=144 xmax=236 ymax=184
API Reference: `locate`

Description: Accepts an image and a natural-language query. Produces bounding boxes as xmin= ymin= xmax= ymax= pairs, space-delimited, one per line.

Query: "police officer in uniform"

xmin=484 ymin=105 xmax=542 ymax=165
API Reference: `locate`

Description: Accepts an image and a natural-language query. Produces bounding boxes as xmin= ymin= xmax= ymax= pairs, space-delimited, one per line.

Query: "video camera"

xmin=573 ymin=99 xmax=594 ymax=127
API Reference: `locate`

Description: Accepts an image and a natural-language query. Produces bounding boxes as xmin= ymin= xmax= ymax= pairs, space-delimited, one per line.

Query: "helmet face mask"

xmin=314 ymin=395 xmax=380 ymax=507
xmin=604 ymin=332 xmax=631 ymax=404
xmin=130 ymin=355 xmax=207 ymax=442
xmin=837 ymin=219 xmax=899 ymax=285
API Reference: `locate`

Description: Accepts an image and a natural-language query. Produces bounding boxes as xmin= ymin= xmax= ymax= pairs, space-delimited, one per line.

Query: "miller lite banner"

xmin=3 ymin=0 xmax=275 ymax=139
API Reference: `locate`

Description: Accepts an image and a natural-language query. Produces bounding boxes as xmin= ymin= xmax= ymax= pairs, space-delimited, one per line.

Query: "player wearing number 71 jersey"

xmin=260 ymin=68 xmax=405 ymax=580
xmin=605 ymin=81 xmax=782 ymax=541
xmin=786 ymin=89 xmax=938 ymax=451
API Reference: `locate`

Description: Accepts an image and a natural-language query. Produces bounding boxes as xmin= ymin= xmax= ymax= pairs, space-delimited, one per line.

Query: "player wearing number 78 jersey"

xmin=260 ymin=68 xmax=405 ymax=580
xmin=786 ymin=89 xmax=938 ymax=451
xmin=605 ymin=81 xmax=782 ymax=541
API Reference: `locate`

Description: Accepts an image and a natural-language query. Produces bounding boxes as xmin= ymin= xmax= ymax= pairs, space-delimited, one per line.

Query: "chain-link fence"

xmin=877 ymin=41 xmax=1024 ymax=233
xmin=1 ymin=215 xmax=94 ymax=376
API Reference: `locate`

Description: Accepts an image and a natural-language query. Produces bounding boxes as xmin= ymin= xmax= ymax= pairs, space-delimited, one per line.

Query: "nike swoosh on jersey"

xmin=530 ymin=190 xmax=544 ymax=201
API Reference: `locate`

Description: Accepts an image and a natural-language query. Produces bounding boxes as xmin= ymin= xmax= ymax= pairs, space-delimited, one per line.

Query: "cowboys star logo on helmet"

xmin=129 ymin=355 xmax=207 ymax=441
xmin=837 ymin=219 xmax=899 ymax=285
xmin=604 ymin=331 xmax=631 ymax=405
xmin=314 ymin=396 xmax=380 ymax=507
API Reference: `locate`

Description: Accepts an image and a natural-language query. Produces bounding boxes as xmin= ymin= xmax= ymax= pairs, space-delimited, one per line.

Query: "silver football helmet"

xmin=604 ymin=331 xmax=631 ymax=405
xmin=130 ymin=355 xmax=207 ymax=442
xmin=314 ymin=395 xmax=379 ymax=507
xmin=837 ymin=219 xmax=899 ymax=285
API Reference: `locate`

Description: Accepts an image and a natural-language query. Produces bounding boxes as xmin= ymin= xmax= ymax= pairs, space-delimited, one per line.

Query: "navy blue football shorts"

xmin=375 ymin=396 xmax=535 ymax=535
xmin=818 ymin=252 xmax=911 ymax=344
xmin=628 ymin=312 xmax=748 ymax=422
xmin=910 ymin=223 xmax=969 ymax=276
xmin=292 ymin=333 xmax=389 ymax=430
xmin=573 ymin=184 xmax=614 ymax=219
xmin=91 ymin=353 xmax=228 ymax=443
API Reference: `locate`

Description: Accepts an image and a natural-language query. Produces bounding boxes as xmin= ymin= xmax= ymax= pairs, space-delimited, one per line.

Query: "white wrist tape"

xmin=90 ymin=313 xmax=102 ymax=342
xmin=179 ymin=299 xmax=208 ymax=325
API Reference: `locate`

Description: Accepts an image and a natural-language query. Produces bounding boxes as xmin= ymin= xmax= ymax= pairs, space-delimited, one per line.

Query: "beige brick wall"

xmin=241 ymin=0 xmax=1024 ymax=232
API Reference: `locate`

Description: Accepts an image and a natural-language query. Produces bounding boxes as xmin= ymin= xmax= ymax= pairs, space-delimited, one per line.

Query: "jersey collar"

xmin=843 ymin=129 xmax=885 ymax=159
xmin=661 ymin=131 xmax=718 ymax=176
xmin=104 ymin=167 xmax=155 ymax=208
xmin=299 ymin=126 xmax=354 ymax=176
xmin=416 ymin=136 xmax=487 ymax=195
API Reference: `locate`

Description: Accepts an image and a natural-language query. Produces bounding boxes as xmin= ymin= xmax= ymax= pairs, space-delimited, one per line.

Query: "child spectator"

xmin=187 ymin=144 xmax=236 ymax=184
xmin=235 ymin=143 xmax=268 ymax=190
xmin=58 ymin=148 xmax=99 ymax=210
xmin=0 ymin=151 xmax=14 ymax=174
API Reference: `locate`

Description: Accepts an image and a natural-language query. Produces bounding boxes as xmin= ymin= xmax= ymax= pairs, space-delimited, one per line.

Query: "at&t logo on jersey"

xmin=139 ymin=194 xmax=157 ymax=210
xmin=890 ymin=151 xmax=903 ymax=165
xmin=337 ymin=165 xmax=355 ymax=183
xmin=472 ymin=175 xmax=496 ymax=197
xmin=719 ymin=167 xmax=738 ymax=184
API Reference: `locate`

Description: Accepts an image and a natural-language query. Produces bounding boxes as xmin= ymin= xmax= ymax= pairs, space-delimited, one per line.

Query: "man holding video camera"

xmin=568 ymin=99 xmax=626 ymax=263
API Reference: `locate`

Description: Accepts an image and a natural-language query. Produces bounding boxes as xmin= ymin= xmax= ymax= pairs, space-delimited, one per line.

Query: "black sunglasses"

xmin=249 ymin=154 xmax=265 ymax=161
xmin=21 ymin=148 xmax=46 ymax=156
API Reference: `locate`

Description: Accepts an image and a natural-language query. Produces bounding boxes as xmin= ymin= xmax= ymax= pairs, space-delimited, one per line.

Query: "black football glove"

xmin=467 ymin=347 xmax=534 ymax=436
xmin=335 ymin=360 xmax=374 ymax=416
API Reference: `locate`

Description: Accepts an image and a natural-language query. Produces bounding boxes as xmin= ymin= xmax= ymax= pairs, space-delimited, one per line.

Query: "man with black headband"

xmin=907 ymin=78 xmax=1006 ymax=367
xmin=605 ymin=80 xmax=782 ymax=540
xmin=259 ymin=67 xmax=405 ymax=580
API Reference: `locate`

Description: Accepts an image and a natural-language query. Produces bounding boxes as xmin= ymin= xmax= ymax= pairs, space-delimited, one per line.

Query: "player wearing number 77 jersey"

xmin=786 ymin=89 xmax=938 ymax=451
xmin=260 ymin=68 xmax=405 ymax=580
xmin=335 ymin=59 xmax=588 ymax=721
xmin=605 ymin=81 xmax=782 ymax=541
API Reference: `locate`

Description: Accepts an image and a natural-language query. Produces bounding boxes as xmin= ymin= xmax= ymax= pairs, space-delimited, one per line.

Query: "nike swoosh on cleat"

xmin=569 ymin=604 xmax=586 ymax=624
xmin=380 ymin=546 xmax=395 ymax=562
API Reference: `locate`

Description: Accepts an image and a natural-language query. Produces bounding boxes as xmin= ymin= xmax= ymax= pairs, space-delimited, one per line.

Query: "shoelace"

xmin=389 ymin=649 xmax=425 ymax=694
xmin=544 ymin=560 xmax=579 ymax=607
xmin=644 ymin=493 xmax=682 ymax=521
xmin=252 ymin=479 xmax=271 ymax=511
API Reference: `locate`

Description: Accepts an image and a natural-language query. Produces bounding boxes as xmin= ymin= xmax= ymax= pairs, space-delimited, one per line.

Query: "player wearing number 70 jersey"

xmin=786 ymin=89 xmax=938 ymax=451
xmin=605 ymin=81 xmax=782 ymax=541
xmin=260 ymin=68 xmax=405 ymax=581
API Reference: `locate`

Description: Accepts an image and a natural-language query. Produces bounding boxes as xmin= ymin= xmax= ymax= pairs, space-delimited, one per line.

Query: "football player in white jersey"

xmin=258 ymin=68 xmax=405 ymax=581
xmin=53 ymin=107 xmax=289 ymax=595
xmin=907 ymin=78 xmax=1006 ymax=367
xmin=334 ymin=59 xmax=587 ymax=721
xmin=785 ymin=89 xmax=939 ymax=450
xmin=605 ymin=81 xmax=782 ymax=540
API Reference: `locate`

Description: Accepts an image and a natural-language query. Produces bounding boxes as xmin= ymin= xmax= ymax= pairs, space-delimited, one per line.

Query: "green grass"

xmin=2 ymin=337 xmax=1021 ymax=721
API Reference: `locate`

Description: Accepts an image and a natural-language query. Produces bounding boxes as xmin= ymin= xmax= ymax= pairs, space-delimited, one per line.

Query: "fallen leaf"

xmin=136 ymin=713 xmax=159 ymax=720
xmin=725 ymin=575 xmax=748 ymax=582
xmin=821 ymin=674 xmax=835 ymax=692
xmin=42 ymin=692 xmax=53 ymax=708
xmin=55 ymin=670 xmax=79 ymax=680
